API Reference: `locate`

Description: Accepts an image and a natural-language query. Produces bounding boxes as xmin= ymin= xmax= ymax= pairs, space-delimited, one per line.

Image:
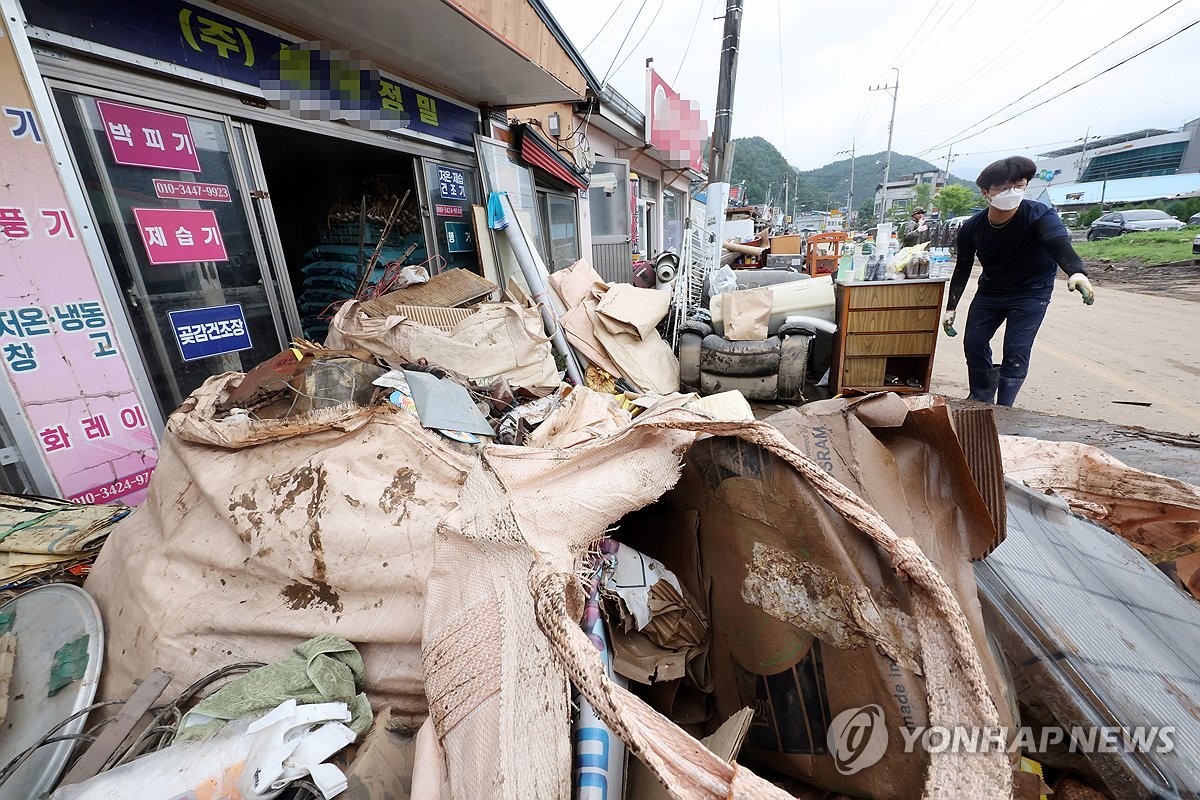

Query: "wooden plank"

xmin=359 ymin=268 xmax=497 ymax=315
xmin=847 ymin=282 xmax=943 ymax=310
xmin=843 ymin=357 xmax=886 ymax=387
xmin=58 ymin=668 xmax=172 ymax=787
xmin=846 ymin=332 xmax=935 ymax=357
xmin=846 ymin=307 xmax=939 ymax=333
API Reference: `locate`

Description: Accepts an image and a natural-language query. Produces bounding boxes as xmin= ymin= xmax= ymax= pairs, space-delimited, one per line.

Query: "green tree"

xmin=912 ymin=182 xmax=934 ymax=212
xmin=935 ymin=184 xmax=982 ymax=218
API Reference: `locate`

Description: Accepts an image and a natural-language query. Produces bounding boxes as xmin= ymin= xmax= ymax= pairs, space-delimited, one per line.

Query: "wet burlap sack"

xmin=422 ymin=400 xmax=1011 ymax=799
xmin=326 ymin=300 xmax=559 ymax=392
xmin=85 ymin=373 xmax=472 ymax=726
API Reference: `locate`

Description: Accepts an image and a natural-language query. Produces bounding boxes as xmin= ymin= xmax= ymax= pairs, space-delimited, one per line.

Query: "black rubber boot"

xmin=967 ymin=365 xmax=1000 ymax=404
xmin=997 ymin=376 xmax=1025 ymax=407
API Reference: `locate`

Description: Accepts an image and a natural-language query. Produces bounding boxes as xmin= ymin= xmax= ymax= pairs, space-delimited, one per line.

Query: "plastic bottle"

xmin=888 ymin=235 xmax=899 ymax=256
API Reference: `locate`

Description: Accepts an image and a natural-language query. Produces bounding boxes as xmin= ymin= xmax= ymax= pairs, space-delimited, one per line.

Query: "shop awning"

xmin=239 ymin=0 xmax=588 ymax=107
xmin=519 ymin=125 xmax=589 ymax=190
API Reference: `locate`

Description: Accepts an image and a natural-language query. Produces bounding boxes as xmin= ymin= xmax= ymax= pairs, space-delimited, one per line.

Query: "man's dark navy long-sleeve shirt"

xmin=948 ymin=201 xmax=1085 ymax=310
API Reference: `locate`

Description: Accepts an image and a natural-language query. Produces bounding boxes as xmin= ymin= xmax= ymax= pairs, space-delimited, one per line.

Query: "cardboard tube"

xmin=723 ymin=240 xmax=766 ymax=257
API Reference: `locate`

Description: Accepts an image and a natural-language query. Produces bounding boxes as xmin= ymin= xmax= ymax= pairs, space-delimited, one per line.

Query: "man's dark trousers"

xmin=963 ymin=291 xmax=1050 ymax=406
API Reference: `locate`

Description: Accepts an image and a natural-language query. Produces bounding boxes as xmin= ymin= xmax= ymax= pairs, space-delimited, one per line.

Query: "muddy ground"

xmin=1084 ymin=258 xmax=1200 ymax=302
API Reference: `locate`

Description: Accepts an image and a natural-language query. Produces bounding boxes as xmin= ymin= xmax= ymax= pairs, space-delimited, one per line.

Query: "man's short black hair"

xmin=976 ymin=156 xmax=1036 ymax=191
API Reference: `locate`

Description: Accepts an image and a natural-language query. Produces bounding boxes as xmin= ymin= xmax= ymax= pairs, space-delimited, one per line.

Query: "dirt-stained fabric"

xmin=85 ymin=374 xmax=472 ymax=727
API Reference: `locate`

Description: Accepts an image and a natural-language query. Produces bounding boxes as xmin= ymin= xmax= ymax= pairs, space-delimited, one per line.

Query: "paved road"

xmin=930 ymin=270 xmax=1200 ymax=436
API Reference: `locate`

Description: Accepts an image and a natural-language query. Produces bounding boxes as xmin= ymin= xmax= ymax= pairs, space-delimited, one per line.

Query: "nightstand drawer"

xmin=843 ymin=357 xmax=886 ymax=387
xmin=847 ymin=283 xmax=943 ymax=309
xmin=846 ymin=308 xmax=939 ymax=333
xmin=846 ymin=333 xmax=935 ymax=357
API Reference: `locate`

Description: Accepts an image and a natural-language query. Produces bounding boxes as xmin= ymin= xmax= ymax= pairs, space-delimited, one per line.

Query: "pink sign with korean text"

xmin=0 ymin=24 xmax=157 ymax=504
xmin=96 ymin=98 xmax=201 ymax=172
xmin=133 ymin=207 xmax=228 ymax=264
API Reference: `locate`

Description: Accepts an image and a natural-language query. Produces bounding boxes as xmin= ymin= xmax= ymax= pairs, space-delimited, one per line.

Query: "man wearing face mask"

xmin=942 ymin=156 xmax=1094 ymax=406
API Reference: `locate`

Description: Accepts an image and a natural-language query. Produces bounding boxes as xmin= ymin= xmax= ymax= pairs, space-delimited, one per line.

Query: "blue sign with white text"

xmin=167 ymin=304 xmax=253 ymax=362
xmin=22 ymin=0 xmax=480 ymax=146
xmin=437 ymin=165 xmax=467 ymax=200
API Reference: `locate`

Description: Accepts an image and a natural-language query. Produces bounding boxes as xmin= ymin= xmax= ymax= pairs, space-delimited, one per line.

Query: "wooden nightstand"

xmin=831 ymin=279 xmax=947 ymax=394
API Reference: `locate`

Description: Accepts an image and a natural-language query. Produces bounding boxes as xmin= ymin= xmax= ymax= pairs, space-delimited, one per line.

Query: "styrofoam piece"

xmin=709 ymin=274 xmax=836 ymax=334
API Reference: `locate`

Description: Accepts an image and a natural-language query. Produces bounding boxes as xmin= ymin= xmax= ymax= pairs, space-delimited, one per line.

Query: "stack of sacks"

xmin=549 ymin=260 xmax=679 ymax=394
xmin=297 ymin=239 xmax=426 ymax=341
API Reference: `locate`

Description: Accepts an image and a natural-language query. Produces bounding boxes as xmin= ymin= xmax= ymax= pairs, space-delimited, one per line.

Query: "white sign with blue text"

xmin=167 ymin=303 xmax=252 ymax=362
xmin=437 ymin=164 xmax=467 ymax=200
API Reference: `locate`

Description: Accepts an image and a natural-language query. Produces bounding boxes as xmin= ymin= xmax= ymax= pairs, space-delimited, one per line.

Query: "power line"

xmin=673 ymin=0 xmax=708 ymax=84
xmin=902 ymin=0 xmax=981 ymax=72
xmin=599 ymin=0 xmax=650 ymax=89
xmin=606 ymin=0 xmax=666 ymax=80
xmin=890 ymin=0 xmax=950 ymax=69
xmin=896 ymin=0 xmax=1075 ymax=126
xmin=582 ymin=0 xmax=629 ymax=53
xmin=776 ymin=0 xmax=790 ymax=163
xmin=932 ymin=0 xmax=1186 ymax=142
xmin=915 ymin=15 xmax=1200 ymax=156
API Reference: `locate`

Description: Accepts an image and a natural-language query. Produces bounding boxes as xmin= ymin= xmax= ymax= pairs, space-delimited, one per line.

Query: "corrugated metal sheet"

xmin=591 ymin=242 xmax=633 ymax=283
xmin=951 ymin=405 xmax=1007 ymax=556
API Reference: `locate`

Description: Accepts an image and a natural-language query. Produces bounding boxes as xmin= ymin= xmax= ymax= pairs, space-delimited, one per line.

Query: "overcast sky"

xmin=541 ymin=0 xmax=1200 ymax=182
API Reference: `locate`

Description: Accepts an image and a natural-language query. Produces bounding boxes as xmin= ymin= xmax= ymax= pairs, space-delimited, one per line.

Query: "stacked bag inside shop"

xmin=297 ymin=237 xmax=427 ymax=342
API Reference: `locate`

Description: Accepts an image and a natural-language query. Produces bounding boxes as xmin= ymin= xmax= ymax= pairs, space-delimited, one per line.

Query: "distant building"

xmin=1028 ymin=120 xmax=1200 ymax=193
xmin=873 ymin=170 xmax=946 ymax=218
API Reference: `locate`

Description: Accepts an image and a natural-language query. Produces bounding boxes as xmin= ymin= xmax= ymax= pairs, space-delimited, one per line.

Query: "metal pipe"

xmin=494 ymin=194 xmax=584 ymax=385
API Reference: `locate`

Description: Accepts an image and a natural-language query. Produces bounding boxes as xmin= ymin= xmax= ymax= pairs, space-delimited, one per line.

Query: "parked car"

xmin=1188 ymin=212 xmax=1200 ymax=226
xmin=1193 ymin=232 xmax=1200 ymax=264
xmin=1087 ymin=209 xmax=1186 ymax=240
xmin=1059 ymin=210 xmax=1080 ymax=226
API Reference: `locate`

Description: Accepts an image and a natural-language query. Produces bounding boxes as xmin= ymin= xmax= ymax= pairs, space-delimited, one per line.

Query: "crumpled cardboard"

xmin=548 ymin=260 xmax=680 ymax=395
xmin=670 ymin=394 xmax=1014 ymax=799
xmin=599 ymin=542 xmax=707 ymax=686
xmin=719 ymin=287 xmax=773 ymax=341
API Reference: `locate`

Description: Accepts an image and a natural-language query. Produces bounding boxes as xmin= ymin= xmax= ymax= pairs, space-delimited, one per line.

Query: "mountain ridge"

xmin=729 ymin=136 xmax=972 ymax=216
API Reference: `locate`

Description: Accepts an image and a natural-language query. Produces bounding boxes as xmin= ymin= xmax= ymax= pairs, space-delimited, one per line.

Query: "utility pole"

xmin=1077 ymin=126 xmax=1099 ymax=182
xmin=837 ymin=140 xmax=856 ymax=226
xmin=784 ymin=177 xmax=790 ymax=225
xmin=942 ymin=144 xmax=954 ymax=187
xmin=869 ymin=67 xmax=899 ymax=220
xmin=709 ymin=0 xmax=744 ymax=185
xmin=703 ymin=0 xmax=744 ymax=277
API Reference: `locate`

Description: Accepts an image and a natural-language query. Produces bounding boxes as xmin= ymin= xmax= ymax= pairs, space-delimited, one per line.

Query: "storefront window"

xmin=476 ymin=136 xmax=546 ymax=259
xmin=537 ymin=191 xmax=580 ymax=272
xmin=589 ymin=160 xmax=630 ymax=240
xmin=53 ymin=90 xmax=284 ymax=413
xmin=663 ymin=189 xmax=684 ymax=252
xmin=422 ymin=160 xmax=482 ymax=272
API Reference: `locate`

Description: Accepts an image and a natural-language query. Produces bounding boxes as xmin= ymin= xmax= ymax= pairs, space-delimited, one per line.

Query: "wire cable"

xmin=930 ymin=0 xmax=1186 ymax=142
xmin=916 ymin=14 xmax=1200 ymax=155
xmin=890 ymin=0 xmax=950 ymax=69
xmin=599 ymin=0 xmax=650 ymax=90
xmin=896 ymin=0 xmax=1076 ymax=126
xmin=606 ymin=0 xmax=666 ymax=82
xmin=674 ymin=0 xmax=708 ymax=84
xmin=776 ymin=0 xmax=790 ymax=163
xmin=581 ymin=0 xmax=629 ymax=53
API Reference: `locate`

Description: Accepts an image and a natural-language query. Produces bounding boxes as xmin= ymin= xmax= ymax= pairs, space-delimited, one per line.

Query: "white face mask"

xmin=988 ymin=187 xmax=1024 ymax=211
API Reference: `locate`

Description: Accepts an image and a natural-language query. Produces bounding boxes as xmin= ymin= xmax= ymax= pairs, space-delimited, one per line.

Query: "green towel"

xmin=179 ymin=634 xmax=372 ymax=739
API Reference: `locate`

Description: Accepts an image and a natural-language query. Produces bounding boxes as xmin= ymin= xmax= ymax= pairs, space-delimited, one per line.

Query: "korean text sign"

xmin=96 ymin=99 xmax=201 ymax=171
xmin=0 ymin=19 xmax=157 ymax=504
xmin=133 ymin=207 xmax=227 ymax=264
xmin=22 ymin=0 xmax=480 ymax=147
xmin=168 ymin=304 xmax=252 ymax=361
